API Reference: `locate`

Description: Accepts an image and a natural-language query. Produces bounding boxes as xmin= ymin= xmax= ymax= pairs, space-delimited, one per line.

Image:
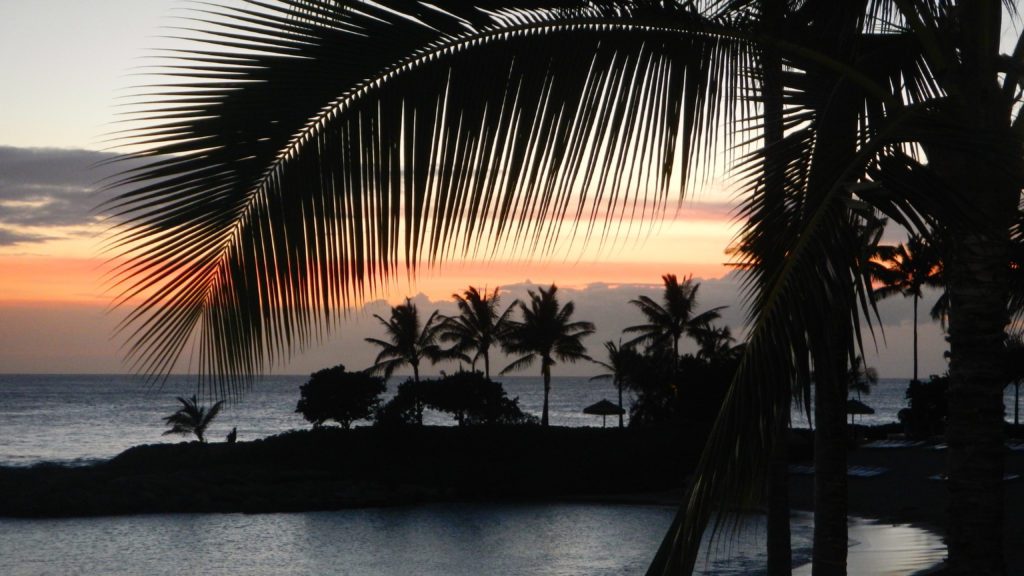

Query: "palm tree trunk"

xmin=541 ymin=360 xmax=551 ymax=426
xmin=933 ymin=4 xmax=1014 ymax=570
xmin=803 ymin=4 xmax=862 ymax=572
xmin=617 ymin=377 xmax=624 ymax=429
xmin=913 ymin=293 xmax=919 ymax=383
xmin=484 ymin=351 xmax=490 ymax=380
xmin=1015 ymin=383 xmax=1019 ymax=427
xmin=760 ymin=2 xmax=790 ymax=571
xmin=945 ymin=230 xmax=1009 ymax=575
xmin=412 ymin=361 xmax=423 ymax=425
xmin=767 ymin=419 xmax=791 ymax=576
xmin=812 ymin=336 xmax=849 ymax=576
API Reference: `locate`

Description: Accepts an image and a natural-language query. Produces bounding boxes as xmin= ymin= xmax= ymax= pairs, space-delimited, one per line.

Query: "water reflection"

xmin=0 ymin=504 xmax=943 ymax=576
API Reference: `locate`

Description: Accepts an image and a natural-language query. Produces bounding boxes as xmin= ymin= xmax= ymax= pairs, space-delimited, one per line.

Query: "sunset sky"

xmin=0 ymin=0 xmax=948 ymax=378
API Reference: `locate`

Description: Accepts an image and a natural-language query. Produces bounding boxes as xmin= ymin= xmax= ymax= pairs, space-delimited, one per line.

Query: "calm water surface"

xmin=0 ymin=504 xmax=946 ymax=576
xmin=2 ymin=374 xmax=992 ymax=467
xmin=0 ymin=504 xmax=675 ymax=576
xmin=0 ymin=375 xmax=950 ymax=575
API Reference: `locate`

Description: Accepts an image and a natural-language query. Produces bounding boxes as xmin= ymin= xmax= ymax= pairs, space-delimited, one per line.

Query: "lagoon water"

xmin=0 ymin=374 xmax=952 ymax=575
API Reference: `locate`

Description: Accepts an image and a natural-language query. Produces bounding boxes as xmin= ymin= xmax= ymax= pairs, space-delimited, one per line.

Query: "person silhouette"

xmin=226 ymin=427 xmax=237 ymax=443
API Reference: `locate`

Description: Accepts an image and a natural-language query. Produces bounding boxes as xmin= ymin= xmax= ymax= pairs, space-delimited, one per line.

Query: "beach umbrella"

xmin=847 ymin=398 xmax=875 ymax=425
xmin=583 ymin=399 xmax=625 ymax=428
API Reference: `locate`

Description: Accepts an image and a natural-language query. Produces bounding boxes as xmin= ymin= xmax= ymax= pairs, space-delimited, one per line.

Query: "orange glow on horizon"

xmin=0 ymin=254 xmax=733 ymax=307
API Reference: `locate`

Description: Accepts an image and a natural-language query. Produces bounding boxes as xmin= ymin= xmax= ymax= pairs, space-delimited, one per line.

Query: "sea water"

xmin=0 ymin=374 xmax=1018 ymax=466
xmin=0 ymin=374 xmax=949 ymax=575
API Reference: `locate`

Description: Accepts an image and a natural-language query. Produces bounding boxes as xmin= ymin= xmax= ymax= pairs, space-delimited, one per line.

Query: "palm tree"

xmin=162 ymin=395 xmax=224 ymax=443
xmin=365 ymin=298 xmax=444 ymax=383
xmin=589 ymin=340 xmax=636 ymax=428
xmin=693 ymin=324 xmax=742 ymax=363
xmin=438 ymin=286 xmax=517 ymax=380
xmin=624 ymin=274 xmax=725 ymax=374
xmin=104 ymin=1 xmax=1020 ymax=573
xmin=870 ymin=236 xmax=943 ymax=383
xmin=846 ymin=356 xmax=877 ymax=401
xmin=501 ymin=285 xmax=595 ymax=426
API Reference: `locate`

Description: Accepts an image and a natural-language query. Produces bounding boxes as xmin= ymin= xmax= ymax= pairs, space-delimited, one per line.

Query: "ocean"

xmin=0 ymin=374 xmax=1018 ymax=467
xmin=0 ymin=374 xmax=950 ymax=575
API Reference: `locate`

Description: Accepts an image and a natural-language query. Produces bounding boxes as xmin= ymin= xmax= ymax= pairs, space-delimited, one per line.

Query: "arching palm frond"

xmin=105 ymin=0 xmax=757 ymax=396
xmin=365 ymin=298 xmax=443 ymax=382
xmin=438 ymin=286 xmax=517 ymax=379
xmin=163 ymin=395 xmax=225 ymax=443
xmin=624 ymin=274 xmax=726 ymax=369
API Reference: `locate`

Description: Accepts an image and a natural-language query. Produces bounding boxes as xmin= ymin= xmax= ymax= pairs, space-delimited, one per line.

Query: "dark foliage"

xmin=374 ymin=380 xmax=423 ymax=427
xmin=376 ymin=372 xmax=537 ymax=427
xmin=622 ymin=347 xmax=738 ymax=428
xmin=296 ymin=365 xmax=386 ymax=429
xmin=902 ymin=375 xmax=949 ymax=439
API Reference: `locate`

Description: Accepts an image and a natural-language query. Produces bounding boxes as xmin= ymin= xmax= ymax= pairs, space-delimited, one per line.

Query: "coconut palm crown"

xmin=870 ymin=235 xmax=943 ymax=382
xmin=501 ymin=285 xmax=595 ymax=426
xmin=624 ymin=274 xmax=726 ymax=372
xmin=162 ymin=395 xmax=225 ymax=443
xmin=365 ymin=298 xmax=445 ymax=383
xmin=438 ymin=286 xmax=517 ymax=379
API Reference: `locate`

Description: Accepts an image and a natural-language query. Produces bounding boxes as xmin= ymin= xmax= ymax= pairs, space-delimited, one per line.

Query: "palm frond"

xmin=105 ymin=0 xmax=757 ymax=395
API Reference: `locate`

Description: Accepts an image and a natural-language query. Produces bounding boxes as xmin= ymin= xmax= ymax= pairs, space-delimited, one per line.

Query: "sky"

xmin=0 ymin=0 xmax=950 ymax=379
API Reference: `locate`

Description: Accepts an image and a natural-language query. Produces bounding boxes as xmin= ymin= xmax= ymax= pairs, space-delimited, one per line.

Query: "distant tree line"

xmin=296 ymin=275 xmax=745 ymax=430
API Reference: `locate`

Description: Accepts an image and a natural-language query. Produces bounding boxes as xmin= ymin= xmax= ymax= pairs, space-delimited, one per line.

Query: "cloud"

xmin=0 ymin=227 xmax=52 ymax=246
xmin=0 ymin=146 xmax=126 ymax=234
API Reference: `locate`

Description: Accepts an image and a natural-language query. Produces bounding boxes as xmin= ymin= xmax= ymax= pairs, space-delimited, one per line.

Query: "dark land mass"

xmin=0 ymin=425 xmax=714 ymax=518
xmin=4 ymin=423 xmax=1023 ymax=572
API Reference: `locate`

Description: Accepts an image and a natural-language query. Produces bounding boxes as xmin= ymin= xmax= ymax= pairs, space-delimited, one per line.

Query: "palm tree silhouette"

xmin=589 ymin=340 xmax=637 ymax=429
xmin=104 ymin=2 xmax=1023 ymax=573
xmin=438 ymin=286 xmax=517 ymax=380
xmin=869 ymin=236 xmax=943 ymax=383
xmin=162 ymin=395 xmax=224 ymax=443
xmin=365 ymin=298 xmax=444 ymax=384
xmin=501 ymin=285 xmax=594 ymax=426
xmin=624 ymin=274 xmax=724 ymax=375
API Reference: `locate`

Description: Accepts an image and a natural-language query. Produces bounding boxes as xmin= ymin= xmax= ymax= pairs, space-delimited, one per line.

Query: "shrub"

xmin=296 ymin=365 xmax=386 ymax=429
xmin=375 ymin=371 xmax=537 ymax=426
xmin=903 ymin=374 xmax=948 ymax=438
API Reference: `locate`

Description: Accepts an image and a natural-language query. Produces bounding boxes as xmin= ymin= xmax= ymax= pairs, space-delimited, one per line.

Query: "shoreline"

xmin=3 ymin=425 xmax=1022 ymax=573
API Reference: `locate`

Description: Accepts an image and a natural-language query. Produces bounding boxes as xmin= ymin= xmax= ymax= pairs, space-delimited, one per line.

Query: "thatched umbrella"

xmin=847 ymin=398 xmax=875 ymax=425
xmin=583 ymin=399 xmax=625 ymax=428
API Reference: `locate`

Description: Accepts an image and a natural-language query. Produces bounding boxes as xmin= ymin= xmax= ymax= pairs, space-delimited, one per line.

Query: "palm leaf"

xmin=105 ymin=1 xmax=757 ymax=396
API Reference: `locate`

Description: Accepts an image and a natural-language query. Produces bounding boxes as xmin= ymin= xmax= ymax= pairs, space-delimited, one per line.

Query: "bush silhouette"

xmin=903 ymin=375 xmax=949 ymax=438
xmin=376 ymin=371 xmax=537 ymax=426
xmin=296 ymin=365 xmax=386 ymax=429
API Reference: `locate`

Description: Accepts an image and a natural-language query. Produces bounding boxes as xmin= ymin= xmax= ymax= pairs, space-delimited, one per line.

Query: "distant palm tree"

xmin=163 ymin=395 xmax=224 ymax=443
xmin=438 ymin=286 xmax=517 ymax=380
xmin=589 ymin=340 xmax=636 ymax=429
xmin=501 ymin=285 xmax=594 ymax=426
xmin=693 ymin=324 xmax=742 ymax=363
xmin=366 ymin=298 xmax=444 ymax=383
xmin=624 ymin=274 xmax=725 ymax=374
xmin=870 ymin=236 xmax=943 ymax=383
xmin=847 ymin=356 xmax=877 ymax=401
